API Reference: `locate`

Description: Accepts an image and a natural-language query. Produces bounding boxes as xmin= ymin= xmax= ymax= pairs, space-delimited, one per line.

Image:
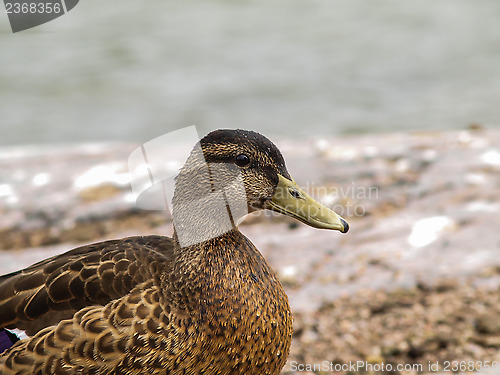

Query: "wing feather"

xmin=0 ymin=235 xmax=174 ymax=335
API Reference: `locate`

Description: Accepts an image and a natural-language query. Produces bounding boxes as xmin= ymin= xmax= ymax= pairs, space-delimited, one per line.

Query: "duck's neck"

xmin=171 ymin=152 xmax=249 ymax=248
xmin=171 ymin=189 xmax=242 ymax=248
xmin=171 ymin=227 xmax=244 ymax=259
xmin=164 ymin=228 xmax=274 ymax=313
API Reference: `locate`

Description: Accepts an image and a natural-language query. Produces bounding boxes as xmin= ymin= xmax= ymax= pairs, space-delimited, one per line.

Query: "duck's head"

xmin=172 ymin=129 xmax=348 ymax=247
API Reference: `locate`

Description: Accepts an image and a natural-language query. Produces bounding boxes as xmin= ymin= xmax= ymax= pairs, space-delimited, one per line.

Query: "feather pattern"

xmin=0 ymin=129 xmax=347 ymax=374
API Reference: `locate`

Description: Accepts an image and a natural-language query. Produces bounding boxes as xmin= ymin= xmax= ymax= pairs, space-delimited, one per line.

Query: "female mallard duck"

xmin=0 ymin=129 xmax=348 ymax=374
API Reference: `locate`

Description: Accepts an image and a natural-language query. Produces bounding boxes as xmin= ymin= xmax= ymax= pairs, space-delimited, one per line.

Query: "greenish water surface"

xmin=1 ymin=0 xmax=499 ymax=145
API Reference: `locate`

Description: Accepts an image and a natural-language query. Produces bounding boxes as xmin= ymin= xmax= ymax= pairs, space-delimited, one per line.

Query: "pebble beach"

xmin=1 ymin=127 xmax=499 ymax=374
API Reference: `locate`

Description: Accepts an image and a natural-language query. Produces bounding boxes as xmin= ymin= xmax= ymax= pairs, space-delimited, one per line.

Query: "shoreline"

xmin=1 ymin=128 xmax=499 ymax=373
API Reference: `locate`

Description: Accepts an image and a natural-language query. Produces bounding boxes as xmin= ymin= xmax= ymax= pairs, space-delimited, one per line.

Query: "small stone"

xmin=473 ymin=335 xmax=500 ymax=348
xmin=475 ymin=315 xmax=500 ymax=334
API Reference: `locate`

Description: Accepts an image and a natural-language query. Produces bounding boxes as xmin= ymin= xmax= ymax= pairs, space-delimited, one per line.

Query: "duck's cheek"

xmin=245 ymin=196 xmax=268 ymax=212
xmin=247 ymin=199 xmax=262 ymax=212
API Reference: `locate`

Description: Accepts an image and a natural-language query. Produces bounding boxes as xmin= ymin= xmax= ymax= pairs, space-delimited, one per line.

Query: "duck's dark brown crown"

xmin=199 ymin=129 xmax=291 ymax=180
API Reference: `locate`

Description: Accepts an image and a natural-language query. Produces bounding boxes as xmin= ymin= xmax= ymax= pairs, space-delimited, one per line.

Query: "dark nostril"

xmin=288 ymin=188 xmax=301 ymax=199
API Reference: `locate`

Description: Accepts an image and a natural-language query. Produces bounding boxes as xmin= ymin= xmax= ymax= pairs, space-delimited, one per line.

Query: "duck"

xmin=0 ymin=129 xmax=348 ymax=374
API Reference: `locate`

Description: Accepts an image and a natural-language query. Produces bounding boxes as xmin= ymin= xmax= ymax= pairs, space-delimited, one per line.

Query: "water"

xmin=1 ymin=0 xmax=500 ymax=146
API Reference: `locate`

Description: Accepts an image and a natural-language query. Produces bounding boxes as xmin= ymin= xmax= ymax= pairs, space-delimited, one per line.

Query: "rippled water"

xmin=1 ymin=0 xmax=500 ymax=146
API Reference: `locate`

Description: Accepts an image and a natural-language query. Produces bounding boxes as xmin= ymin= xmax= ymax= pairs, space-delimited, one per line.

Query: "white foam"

xmin=74 ymin=163 xmax=130 ymax=189
xmin=480 ymin=149 xmax=500 ymax=166
xmin=408 ymin=216 xmax=455 ymax=248
xmin=466 ymin=201 xmax=498 ymax=213
xmin=32 ymin=173 xmax=50 ymax=187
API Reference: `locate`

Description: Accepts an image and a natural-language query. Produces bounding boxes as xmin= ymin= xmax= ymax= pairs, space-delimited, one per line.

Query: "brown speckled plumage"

xmin=0 ymin=129 xmax=347 ymax=374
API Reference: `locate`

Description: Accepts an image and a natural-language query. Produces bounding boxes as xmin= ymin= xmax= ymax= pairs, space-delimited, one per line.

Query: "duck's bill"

xmin=268 ymin=175 xmax=349 ymax=233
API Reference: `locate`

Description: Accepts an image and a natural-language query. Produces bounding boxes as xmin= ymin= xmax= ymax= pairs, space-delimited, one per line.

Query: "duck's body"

xmin=1 ymin=231 xmax=291 ymax=374
xmin=0 ymin=129 xmax=347 ymax=374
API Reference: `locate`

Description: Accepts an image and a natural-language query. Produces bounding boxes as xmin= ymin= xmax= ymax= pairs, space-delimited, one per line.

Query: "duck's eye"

xmin=235 ymin=154 xmax=251 ymax=167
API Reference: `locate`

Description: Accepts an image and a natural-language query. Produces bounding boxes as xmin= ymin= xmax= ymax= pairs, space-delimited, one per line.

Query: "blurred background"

xmin=1 ymin=0 xmax=500 ymax=146
xmin=2 ymin=1 xmax=500 ymax=373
